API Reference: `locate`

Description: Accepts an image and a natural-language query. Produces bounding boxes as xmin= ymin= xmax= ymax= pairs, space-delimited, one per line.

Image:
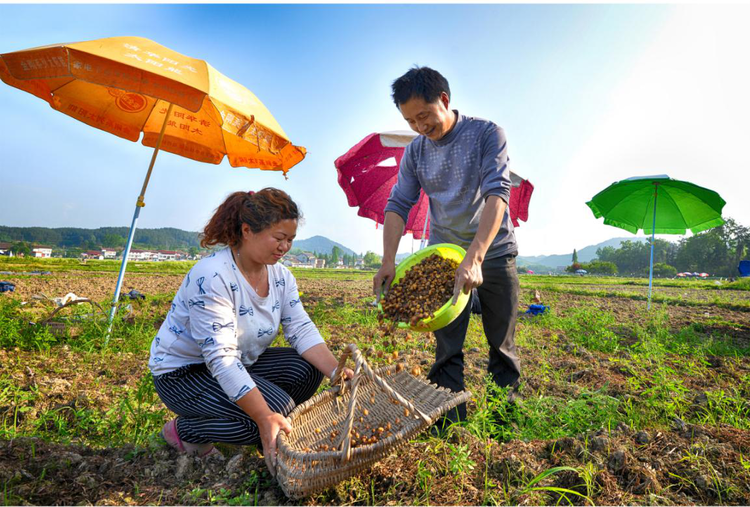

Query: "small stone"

xmin=695 ymin=474 xmax=710 ymax=491
xmin=635 ymin=431 xmax=650 ymax=445
xmin=468 ymin=347 xmax=480 ymax=353
xmin=175 ymin=454 xmax=191 ymax=479
xmin=615 ymin=422 xmax=631 ymax=433
xmin=672 ymin=417 xmax=688 ymax=433
xmin=569 ymin=370 xmax=588 ymax=382
xmin=693 ymin=392 xmax=709 ymax=407
xmin=608 ymin=449 xmax=627 ymax=472
xmin=225 ymin=454 xmax=243 ymax=474
xmin=591 ymin=436 xmax=608 ymax=451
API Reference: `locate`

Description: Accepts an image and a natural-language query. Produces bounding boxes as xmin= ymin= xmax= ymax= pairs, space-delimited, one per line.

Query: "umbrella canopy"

xmin=586 ymin=175 xmax=725 ymax=235
xmin=0 ymin=36 xmax=306 ymax=172
xmin=586 ymin=175 xmax=725 ymax=307
xmin=335 ymin=131 xmax=534 ymax=241
xmin=1 ymin=36 xmax=306 ymax=339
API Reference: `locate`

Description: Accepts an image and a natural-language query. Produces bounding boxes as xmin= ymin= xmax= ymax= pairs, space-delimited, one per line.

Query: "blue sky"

xmin=1 ymin=4 xmax=748 ymax=257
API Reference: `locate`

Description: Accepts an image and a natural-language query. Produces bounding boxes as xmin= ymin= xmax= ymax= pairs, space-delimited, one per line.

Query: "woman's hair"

xmin=200 ymin=187 xmax=301 ymax=249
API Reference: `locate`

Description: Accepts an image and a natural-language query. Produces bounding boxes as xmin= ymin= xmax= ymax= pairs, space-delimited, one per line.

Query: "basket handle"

xmin=333 ymin=343 xmax=431 ymax=462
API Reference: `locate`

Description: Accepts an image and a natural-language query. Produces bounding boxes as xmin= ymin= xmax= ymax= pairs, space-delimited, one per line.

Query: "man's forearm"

xmin=466 ymin=196 xmax=506 ymax=263
xmin=382 ymin=211 xmax=406 ymax=264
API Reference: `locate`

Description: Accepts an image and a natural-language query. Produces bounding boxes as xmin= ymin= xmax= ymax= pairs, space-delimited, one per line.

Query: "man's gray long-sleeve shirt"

xmin=384 ymin=112 xmax=518 ymax=260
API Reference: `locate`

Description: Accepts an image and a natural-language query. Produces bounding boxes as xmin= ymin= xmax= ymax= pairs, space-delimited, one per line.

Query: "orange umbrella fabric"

xmin=0 ymin=36 xmax=306 ymax=172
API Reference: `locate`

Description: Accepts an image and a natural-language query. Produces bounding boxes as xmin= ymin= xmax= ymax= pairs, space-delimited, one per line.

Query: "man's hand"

xmin=373 ymin=261 xmax=396 ymax=303
xmin=452 ymin=256 xmax=483 ymax=305
xmin=257 ymin=412 xmax=292 ymax=477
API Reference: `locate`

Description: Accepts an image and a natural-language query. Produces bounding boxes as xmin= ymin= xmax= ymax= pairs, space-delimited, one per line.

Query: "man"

xmin=373 ymin=66 xmax=521 ymax=429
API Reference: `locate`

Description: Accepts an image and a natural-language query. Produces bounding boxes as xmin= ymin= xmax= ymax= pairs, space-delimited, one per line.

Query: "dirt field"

xmin=1 ymin=270 xmax=749 ymax=505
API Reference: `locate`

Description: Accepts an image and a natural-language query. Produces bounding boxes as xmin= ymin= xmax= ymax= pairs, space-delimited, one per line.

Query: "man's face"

xmin=398 ymin=92 xmax=454 ymax=141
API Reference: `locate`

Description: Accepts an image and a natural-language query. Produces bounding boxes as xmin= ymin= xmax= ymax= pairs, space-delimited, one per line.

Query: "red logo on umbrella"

xmin=109 ymin=88 xmax=148 ymax=113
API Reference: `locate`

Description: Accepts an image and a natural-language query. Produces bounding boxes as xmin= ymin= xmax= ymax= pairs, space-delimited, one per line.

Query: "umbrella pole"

xmin=105 ymin=103 xmax=174 ymax=343
xmin=647 ymin=183 xmax=659 ymax=310
xmin=419 ymin=200 xmax=430 ymax=250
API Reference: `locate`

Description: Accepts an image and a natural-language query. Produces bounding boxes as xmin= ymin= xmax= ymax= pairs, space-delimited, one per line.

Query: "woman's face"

xmin=242 ymin=219 xmax=297 ymax=265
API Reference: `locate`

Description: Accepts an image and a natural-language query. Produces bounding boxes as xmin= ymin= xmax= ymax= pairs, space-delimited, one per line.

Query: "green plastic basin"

xmin=378 ymin=243 xmax=469 ymax=333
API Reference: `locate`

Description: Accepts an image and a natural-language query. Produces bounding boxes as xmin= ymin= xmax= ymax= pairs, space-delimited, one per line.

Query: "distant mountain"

xmin=293 ymin=236 xmax=357 ymax=257
xmin=517 ymin=237 xmax=648 ymax=269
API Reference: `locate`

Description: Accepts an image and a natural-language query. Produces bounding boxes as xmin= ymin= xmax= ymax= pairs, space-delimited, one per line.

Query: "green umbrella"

xmin=586 ymin=175 xmax=726 ymax=307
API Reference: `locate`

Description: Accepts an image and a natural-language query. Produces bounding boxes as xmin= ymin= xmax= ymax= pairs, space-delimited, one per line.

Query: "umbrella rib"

xmin=607 ymin=186 xmax=650 ymax=231
xmin=209 ymin=98 xmax=230 ymax=158
xmin=658 ymin=185 xmax=688 ymax=233
xmin=140 ymin=97 xmax=163 ymax=138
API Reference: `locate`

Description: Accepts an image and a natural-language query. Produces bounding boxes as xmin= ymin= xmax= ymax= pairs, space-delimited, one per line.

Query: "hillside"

xmin=0 ymin=225 xmax=202 ymax=250
xmin=517 ymin=237 xmax=649 ymax=269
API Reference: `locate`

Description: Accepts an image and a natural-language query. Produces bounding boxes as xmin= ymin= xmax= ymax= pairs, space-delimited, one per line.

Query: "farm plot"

xmin=1 ymin=266 xmax=749 ymax=505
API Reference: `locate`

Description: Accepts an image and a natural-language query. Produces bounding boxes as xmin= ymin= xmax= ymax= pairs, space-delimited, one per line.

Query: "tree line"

xmin=567 ymin=217 xmax=749 ymax=277
xmin=0 ymin=226 xmax=202 ymax=252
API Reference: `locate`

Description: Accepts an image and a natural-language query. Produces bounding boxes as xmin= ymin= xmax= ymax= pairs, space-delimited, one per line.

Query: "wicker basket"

xmin=275 ymin=343 xmax=472 ymax=499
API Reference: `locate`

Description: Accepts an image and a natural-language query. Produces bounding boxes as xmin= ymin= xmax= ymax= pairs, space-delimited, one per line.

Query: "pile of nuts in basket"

xmin=305 ymin=399 xmax=419 ymax=451
xmin=378 ymin=254 xmax=459 ymax=332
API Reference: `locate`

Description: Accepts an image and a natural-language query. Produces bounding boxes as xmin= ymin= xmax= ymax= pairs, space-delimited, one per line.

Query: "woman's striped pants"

xmin=152 ymin=347 xmax=324 ymax=445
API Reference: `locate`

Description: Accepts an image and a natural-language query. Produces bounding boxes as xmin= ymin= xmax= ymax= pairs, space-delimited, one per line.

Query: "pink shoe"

xmin=160 ymin=419 xmax=219 ymax=457
xmin=161 ymin=419 xmax=187 ymax=453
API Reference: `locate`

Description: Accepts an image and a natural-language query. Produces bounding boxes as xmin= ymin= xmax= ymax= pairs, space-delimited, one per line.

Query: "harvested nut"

xmin=411 ymin=366 xmax=422 ymax=376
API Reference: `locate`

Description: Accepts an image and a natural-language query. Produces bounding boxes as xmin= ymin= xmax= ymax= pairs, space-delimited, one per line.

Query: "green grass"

xmin=1 ymin=262 xmax=749 ymax=505
xmin=0 ymin=256 xmax=195 ymax=275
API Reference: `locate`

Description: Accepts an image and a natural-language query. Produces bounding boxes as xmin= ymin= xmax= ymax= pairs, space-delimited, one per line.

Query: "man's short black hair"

xmin=391 ymin=66 xmax=451 ymax=107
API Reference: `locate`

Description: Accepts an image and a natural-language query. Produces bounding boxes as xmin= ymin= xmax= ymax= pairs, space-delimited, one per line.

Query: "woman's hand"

xmin=256 ymin=412 xmax=292 ymax=477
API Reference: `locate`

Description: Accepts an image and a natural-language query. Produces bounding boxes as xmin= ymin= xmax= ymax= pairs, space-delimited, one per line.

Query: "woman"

xmin=149 ymin=188 xmax=351 ymax=475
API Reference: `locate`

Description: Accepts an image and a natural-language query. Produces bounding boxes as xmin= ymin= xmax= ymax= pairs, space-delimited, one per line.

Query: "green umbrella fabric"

xmin=586 ymin=175 xmax=726 ymax=235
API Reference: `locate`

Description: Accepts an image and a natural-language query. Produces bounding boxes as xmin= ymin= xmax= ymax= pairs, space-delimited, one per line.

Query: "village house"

xmin=101 ymin=248 xmax=118 ymax=259
xmin=0 ymin=242 xmax=11 ymax=256
xmin=155 ymin=250 xmax=180 ymax=261
xmin=81 ymin=250 xmax=104 ymax=260
xmin=281 ymin=252 xmax=324 ymax=269
xmin=31 ymin=246 xmax=53 ymax=258
xmin=127 ymin=249 xmax=156 ymax=262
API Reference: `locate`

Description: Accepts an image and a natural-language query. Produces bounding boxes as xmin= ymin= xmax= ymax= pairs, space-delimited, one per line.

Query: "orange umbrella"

xmin=0 ymin=36 xmax=306 ymax=337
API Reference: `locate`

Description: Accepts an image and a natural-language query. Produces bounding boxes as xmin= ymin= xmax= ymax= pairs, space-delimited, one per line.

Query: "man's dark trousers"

xmin=427 ymin=253 xmax=521 ymax=424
